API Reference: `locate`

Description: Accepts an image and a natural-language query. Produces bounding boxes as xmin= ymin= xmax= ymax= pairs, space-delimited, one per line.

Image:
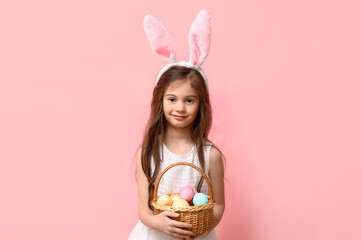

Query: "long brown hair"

xmin=141 ymin=66 xmax=213 ymax=207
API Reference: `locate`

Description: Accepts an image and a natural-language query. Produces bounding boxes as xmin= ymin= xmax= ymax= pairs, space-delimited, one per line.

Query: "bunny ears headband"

xmin=143 ymin=9 xmax=211 ymax=86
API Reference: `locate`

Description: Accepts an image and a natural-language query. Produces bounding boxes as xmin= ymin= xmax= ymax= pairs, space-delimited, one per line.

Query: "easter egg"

xmin=192 ymin=193 xmax=209 ymax=206
xmin=179 ymin=185 xmax=195 ymax=202
xmin=170 ymin=193 xmax=181 ymax=202
xmin=172 ymin=199 xmax=190 ymax=209
xmin=157 ymin=194 xmax=173 ymax=207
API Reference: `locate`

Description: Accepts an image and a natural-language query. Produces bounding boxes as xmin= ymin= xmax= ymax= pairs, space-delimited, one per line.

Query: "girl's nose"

xmin=176 ymin=102 xmax=186 ymax=112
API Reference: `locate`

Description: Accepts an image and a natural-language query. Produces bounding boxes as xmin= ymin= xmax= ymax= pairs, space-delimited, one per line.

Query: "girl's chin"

xmin=167 ymin=121 xmax=192 ymax=129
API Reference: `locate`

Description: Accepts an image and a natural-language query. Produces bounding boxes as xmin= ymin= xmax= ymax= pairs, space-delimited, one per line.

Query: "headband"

xmin=143 ymin=9 xmax=211 ymax=87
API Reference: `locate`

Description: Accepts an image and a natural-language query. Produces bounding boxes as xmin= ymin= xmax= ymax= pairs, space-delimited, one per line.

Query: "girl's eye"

xmin=169 ymin=98 xmax=176 ymax=102
xmin=186 ymin=99 xmax=194 ymax=103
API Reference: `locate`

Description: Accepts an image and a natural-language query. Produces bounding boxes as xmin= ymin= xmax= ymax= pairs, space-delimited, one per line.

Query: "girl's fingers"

xmin=170 ymin=231 xmax=192 ymax=239
xmin=162 ymin=211 xmax=179 ymax=218
xmin=172 ymin=226 xmax=193 ymax=236
xmin=164 ymin=211 xmax=192 ymax=230
xmin=170 ymin=219 xmax=193 ymax=238
xmin=172 ymin=220 xmax=193 ymax=230
xmin=161 ymin=211 xmax=194 ymax=237
xmin=168 ymin=222 xmax=193 ymax=236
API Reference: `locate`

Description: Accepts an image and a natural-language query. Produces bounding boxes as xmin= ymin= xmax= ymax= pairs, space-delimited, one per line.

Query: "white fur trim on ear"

xmin=155 ymin=61 xmax=208 ymax=87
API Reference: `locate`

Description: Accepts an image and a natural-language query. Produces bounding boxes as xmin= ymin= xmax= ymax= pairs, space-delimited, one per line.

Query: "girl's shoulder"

xmin=209 ymin=144 xmax=224 ymax=177
xmin=210 ymin=145 xmax=222 ymax=162
xmin=204 ymin=140 xmax=223 ymax=167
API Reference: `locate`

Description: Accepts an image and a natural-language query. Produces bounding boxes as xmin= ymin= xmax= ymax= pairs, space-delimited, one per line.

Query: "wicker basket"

xmin=151 ymin=162 xmax=214 ymax=237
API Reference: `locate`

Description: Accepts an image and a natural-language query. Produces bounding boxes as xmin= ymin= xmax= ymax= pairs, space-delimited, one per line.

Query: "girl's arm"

xmin=136 ymin=148 xmax=194 ymax=239
xmin=207 ymin=146 xmax=225 ymax=231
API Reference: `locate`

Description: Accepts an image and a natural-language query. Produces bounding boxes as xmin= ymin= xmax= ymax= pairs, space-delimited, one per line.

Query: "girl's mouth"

xmin=172 ymin=115 xmax=187 ymax=120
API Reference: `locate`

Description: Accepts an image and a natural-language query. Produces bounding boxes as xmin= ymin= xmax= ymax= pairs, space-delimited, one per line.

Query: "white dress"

xmin=128 ymin=141 xmax=218 ymax=240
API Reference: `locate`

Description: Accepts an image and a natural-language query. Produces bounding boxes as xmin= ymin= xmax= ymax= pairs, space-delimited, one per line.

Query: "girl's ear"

xmin=143 ymin=15 xmax=177 ymax=64
xmin=188 ymin=9 xmax=211 ymax=67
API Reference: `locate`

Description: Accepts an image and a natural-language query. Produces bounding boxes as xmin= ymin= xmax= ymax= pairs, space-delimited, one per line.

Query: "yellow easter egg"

xmin=157 ymin=194 xmax=173 ymax=207
xmin=170 ymin=193 xmax=181 ymax=202
xmin=172 ymin=199 xmax=190 ymax=209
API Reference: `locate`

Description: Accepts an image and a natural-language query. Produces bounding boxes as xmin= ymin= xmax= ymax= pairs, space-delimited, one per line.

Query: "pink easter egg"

xmin=179 ymin=185 xmax=195 ymax=202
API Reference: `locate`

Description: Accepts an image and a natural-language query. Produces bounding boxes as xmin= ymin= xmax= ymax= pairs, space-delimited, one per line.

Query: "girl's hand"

xmin=152 ymin=211 xmax=193 ymax=239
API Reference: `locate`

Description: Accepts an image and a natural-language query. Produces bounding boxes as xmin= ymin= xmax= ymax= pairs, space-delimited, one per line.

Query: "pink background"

xmin=1 ymin=0 xmax=361 ymax=239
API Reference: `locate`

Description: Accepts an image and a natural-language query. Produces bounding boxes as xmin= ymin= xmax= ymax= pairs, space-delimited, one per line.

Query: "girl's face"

xmin=162 ymin=78 xmax=200 ymax=130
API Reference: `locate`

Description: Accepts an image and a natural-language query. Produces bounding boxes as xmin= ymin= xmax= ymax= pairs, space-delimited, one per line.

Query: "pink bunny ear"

xmin=143 ymin=15 xmax=176 ymax=64
xmin=188 ymin=9 xmax=211 ymax=66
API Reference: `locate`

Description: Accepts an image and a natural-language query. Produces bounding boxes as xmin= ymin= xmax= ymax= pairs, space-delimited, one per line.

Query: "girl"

xmin=128 ymin=9 xmax=225 ymax=240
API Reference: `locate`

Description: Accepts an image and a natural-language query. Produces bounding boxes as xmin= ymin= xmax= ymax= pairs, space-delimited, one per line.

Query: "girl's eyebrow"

xmin=165 ymin=94 xmax=198 ymax=98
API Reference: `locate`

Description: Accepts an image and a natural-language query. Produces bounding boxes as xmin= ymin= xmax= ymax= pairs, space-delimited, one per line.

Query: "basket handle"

xmin=152 ymin=162 xmax=213 ymax=203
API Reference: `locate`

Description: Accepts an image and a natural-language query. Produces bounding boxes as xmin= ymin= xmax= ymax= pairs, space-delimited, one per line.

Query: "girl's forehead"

xmin=164 ymin=79 xmax=198 ymax=96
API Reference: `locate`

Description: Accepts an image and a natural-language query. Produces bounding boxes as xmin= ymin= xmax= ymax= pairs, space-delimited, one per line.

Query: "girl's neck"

xmin=163 ymin=125 xmax=193 ymax=146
